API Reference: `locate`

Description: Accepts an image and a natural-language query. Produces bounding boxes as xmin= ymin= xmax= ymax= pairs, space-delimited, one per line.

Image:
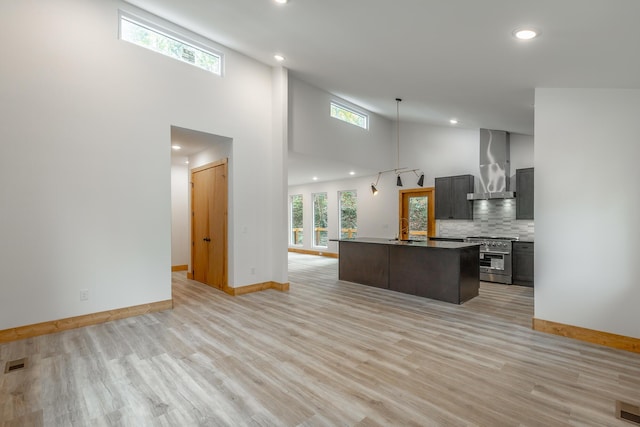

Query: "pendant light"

xmin=370 ymin=98 xmax=424 ymax=194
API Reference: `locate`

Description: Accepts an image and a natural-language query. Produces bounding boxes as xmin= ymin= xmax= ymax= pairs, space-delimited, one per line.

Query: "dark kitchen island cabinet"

xmin=435 ymin=175 xmax=474 ymax=220
xmin=338 ymin=238 xmax=480 ymax=304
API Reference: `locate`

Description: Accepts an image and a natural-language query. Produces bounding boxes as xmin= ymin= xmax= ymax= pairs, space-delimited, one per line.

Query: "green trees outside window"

xmin=312 ymin=193 xmax=328 ymax=247
xmin=339 ymin=190 xmax=357 ymax=239
xmin=120 ymin=15 xmax=222 ymax=75
xmin=290 ymin=195 xmax=303 ymax=245
xmin=408 ymin=196 xmax=428 ymax=240
xmin=330 ymin=102 xmax=368 ymax=129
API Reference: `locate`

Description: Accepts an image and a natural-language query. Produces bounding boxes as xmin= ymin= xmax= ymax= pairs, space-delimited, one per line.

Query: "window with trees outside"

xmin=312 ymin=193 xmax=328 ymax=247
xmin=290 ymin=194 xmax=303 ymax=245
xmin=339 ymin=190 xmax=357 ymax=239
xmin=408 ymin=195 xmax=428 ymax=240
xmin=330 ymin=102 xmax=368 ymax=129
xmin=119 ymin=11 xmax=222 ymax=75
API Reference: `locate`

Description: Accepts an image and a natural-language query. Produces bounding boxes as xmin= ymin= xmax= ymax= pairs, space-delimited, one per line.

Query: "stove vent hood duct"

xmin=467 ymin=129 xmax=515 ymax=200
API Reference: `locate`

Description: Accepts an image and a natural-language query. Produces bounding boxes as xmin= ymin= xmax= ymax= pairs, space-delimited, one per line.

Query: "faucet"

xmin=399 ymin=217 xmax=409 ymax=239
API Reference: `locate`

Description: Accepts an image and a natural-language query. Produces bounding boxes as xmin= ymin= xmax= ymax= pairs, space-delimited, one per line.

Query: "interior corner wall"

xmin=270 ymin=66 xmax=289 ymax=284
xmin=535 ymin=88 xmax=640 ymax=339
xmin=0 ymin=0 xmax=284 ymax=330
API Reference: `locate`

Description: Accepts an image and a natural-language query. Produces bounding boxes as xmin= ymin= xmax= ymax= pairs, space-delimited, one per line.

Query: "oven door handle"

xmin=481 ymin=251 xmax=510 ymax=255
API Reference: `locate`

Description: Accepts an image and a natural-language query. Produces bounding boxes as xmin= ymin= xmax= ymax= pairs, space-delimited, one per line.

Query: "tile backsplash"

xmin=437 ymin=199 xmax=534 ymax=240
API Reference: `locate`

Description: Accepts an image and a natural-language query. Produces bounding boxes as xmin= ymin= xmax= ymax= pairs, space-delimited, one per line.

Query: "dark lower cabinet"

xmin=338 ymin=241 xmax=389 ymax=289
xmin=512 ymin=241 xmax=534 ymax=287
xmin=389 ymin=245 xmax=479 ymax=304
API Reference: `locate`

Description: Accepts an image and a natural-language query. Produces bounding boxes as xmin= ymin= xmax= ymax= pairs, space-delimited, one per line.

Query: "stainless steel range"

xmin=465 ymin=236 xmax=517 ymax=284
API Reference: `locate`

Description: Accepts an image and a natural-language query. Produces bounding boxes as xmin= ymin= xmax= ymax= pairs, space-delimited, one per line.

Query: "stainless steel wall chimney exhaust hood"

xmin=467 ymin=129 xmax=515 ymax=200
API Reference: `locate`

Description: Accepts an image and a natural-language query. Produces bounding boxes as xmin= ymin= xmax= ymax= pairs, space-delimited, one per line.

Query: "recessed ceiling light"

xmin=274 ymin=0 xmax=287 ymax=3
xmin=449 ymin=119 xmax=458 ymax=125
xmin=184 ymin=160 xmax=189 ymax=164
xmin=513 ymin=27 xmax=540 ymax=40
xmin=171 ymin=145 xmax=181 ymax=150
xmin=312 ymin=176 xmax=318 ymax=181
xmin=349 ymin=171 xmax=355 ymax=176
xmin=274 ymin=54 xmax=285 ymax=62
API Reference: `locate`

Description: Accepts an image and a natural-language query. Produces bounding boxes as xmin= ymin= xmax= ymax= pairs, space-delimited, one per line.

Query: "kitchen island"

xmin=337 ymin=238 xmax=480 ymax=304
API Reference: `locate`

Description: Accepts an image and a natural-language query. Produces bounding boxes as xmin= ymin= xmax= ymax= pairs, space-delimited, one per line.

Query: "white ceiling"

xmin=152 ymin=0 xmax=640 ymax=180
xmin=288 ymin=152 xmax=380 ymax=187
xmin=170 ymin=126 xmax=231 ymax=166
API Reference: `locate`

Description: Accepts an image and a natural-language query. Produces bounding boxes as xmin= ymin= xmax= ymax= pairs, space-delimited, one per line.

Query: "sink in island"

xmin=337 ymin=238 xmax=480 ymax=304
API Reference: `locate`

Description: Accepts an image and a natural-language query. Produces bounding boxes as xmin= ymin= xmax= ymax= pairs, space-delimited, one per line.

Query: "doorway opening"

xmin=170 ymin=126 xmax=232 ymax=287
xmin=398 ymin=188 xmax=435 ymax=240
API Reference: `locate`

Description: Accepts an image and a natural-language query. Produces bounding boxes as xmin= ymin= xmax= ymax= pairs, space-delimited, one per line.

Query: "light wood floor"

xmin=1 ymin=253 xmax=639 ymax=426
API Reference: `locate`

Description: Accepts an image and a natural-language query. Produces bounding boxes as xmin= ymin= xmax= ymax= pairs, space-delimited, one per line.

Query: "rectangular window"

xmin=312 ymin=193 xmax=328 ymax=247
xmin=119 ymin=11 xmax=222 ymax=75
xmin=290 ymin=194 xmax=303 ymax=245
xmin=338 ymin=190 xmax=357 ymax=239
xmin=330 ymin=102 xmax=368 ymax=129
xmin=408 ymin=195 xmax=428 ymax=241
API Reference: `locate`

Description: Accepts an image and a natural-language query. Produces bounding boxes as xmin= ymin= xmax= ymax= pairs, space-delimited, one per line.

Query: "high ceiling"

xmin=148 ymin=0 xmax=640 ymax=181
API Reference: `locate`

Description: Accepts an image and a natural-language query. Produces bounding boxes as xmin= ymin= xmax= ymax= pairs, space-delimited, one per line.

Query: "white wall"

xmin=399 ymin=122 xmax=479 ymax=188
xmin=0 ymin=0 xmax=286 ymax=330
xmin=289 ymin=77 xmax=394 ymax=171
xmin=170 ymin=162 xmax=189 ymax=266
xmin=510 ymin=133 xmax=535 ymax=173
xmin=535 ymin=88 xmax=640 ymax=339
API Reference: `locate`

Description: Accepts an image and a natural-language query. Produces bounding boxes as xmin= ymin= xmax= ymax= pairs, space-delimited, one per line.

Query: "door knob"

xmin=203 ymin=237 xmax=211 ymax=242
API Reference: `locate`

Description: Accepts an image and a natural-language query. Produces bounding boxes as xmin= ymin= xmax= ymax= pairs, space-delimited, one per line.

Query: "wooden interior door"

xmin=399 ymin=188 xmax=435 ymax=240
xmin=191 ymin=159 xmax=228 ymax=289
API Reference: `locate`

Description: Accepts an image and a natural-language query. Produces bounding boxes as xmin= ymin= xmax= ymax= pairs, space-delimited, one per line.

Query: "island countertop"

xmin=336 ymin=237 xmax=479 ymax=250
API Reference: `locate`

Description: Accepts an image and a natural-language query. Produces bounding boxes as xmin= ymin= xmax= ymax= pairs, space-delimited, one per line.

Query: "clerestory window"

xmin=119 ymin=11 xmax=223 ymax=75
xmin=330 ymin=102 xmax=368 ymax=129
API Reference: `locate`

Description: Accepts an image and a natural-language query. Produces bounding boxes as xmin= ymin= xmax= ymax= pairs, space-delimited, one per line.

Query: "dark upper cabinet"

xmin=516 ymin=167 xmax=534 ymax=220
xmin=435 ymin=174 xmax=474 ymax=220
xmin=512 ymin=241 xmax=534 ymax=287
xmin=434 ymin=176 xmax=452 ymax=219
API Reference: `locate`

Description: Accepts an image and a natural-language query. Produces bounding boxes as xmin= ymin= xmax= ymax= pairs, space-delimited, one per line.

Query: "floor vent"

xmin=617 ymin=401 xmax=640 ymax=425
xmin=4 ymin=358 xmax=28 ymax=374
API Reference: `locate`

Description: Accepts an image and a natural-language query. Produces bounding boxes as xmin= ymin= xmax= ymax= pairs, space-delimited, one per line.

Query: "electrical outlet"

xmin=80 ymin=289 xmax=89 ymax=301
